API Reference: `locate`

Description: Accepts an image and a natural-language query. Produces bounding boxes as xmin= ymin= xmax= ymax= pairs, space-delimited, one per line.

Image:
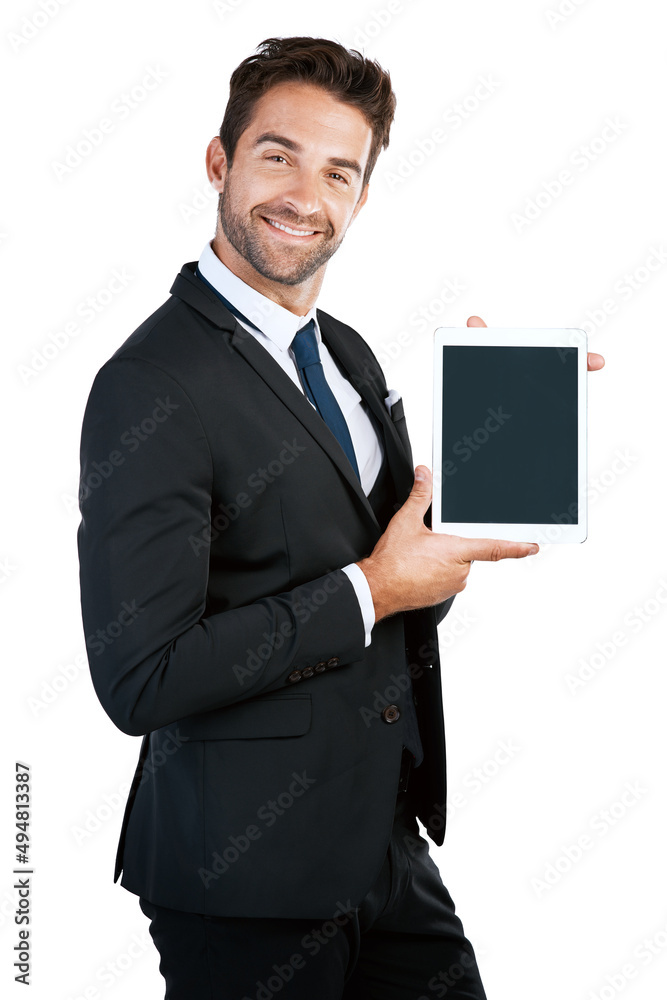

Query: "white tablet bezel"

xmin=432 ymin=327 xmax=587 ymax=544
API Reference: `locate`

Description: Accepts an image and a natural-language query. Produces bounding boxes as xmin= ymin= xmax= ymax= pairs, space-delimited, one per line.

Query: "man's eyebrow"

xmin=253 ymin=132 xmax=363 ymax=180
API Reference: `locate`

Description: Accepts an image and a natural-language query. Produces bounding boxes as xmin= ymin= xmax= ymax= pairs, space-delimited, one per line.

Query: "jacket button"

xmin=287 ymin=670 xmax=302 ymax=683
xmin=302 ymin=666 xmax=314 ymax=679
xmin=314 ymin=662 xmax=327 ymax=673
xmin=382 ymin=704 xmax=401 ymax=724
xmin=327 ymin=657 xmax=340 ymax=668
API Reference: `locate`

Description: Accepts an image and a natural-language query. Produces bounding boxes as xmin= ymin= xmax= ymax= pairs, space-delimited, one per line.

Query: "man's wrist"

xmin=354 ymin=557 xmax=393 ymax=624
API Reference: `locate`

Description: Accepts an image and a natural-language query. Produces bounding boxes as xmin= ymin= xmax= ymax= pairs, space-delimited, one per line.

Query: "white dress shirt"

xmin=197 ymin=241 xmax=381 ymax=646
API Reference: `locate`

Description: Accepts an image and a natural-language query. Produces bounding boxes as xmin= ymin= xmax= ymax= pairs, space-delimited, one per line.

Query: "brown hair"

xmin=218 ymin=36 xmax=397 ymax=190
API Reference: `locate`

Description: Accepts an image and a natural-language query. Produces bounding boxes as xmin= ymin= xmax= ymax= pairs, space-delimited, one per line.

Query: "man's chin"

xmin=250 ymin=248 xmax=329 ymax=286
xmin=256 ymin=266 xmax=317 ymax=287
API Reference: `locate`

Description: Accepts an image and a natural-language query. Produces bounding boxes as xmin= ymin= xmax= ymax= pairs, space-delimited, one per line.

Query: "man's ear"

xmin=350 ymin=182 xmax=370 ymax=224
xmin=206 ymin=136 xmax=227 ymax=194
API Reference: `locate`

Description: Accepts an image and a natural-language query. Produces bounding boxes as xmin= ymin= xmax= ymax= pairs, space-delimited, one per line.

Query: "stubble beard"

xmin=218 ymin=177 xmax=347 ymax=286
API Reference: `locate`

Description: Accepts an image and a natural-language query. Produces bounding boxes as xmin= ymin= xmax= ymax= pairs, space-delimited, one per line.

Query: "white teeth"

xmin=266 ymin=218 xmax=315 ymax=237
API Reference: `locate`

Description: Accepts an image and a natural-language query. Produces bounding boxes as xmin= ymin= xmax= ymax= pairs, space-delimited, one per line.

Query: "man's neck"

xmin=210 ymin=234 xmax=323 ymax=317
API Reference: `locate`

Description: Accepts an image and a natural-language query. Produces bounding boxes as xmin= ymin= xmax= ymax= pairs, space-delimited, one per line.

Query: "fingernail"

xmin=415 ymin=468 xmax=425 ymax=481
xmin=528 ymin=545 xmax=539 ymax=554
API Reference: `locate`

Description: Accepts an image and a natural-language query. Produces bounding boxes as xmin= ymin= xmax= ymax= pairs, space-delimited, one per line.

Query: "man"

xmin=77 ymin=36 xmax=604 ymax=999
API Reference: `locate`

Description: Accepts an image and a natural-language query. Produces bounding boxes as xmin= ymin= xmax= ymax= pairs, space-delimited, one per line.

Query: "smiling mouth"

xmin=261 ymin=216 xmax=321 ymax=238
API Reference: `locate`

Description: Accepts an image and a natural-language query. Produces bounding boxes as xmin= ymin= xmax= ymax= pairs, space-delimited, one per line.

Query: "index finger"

xmin=456 ymin=536 xmax=539 ymax=561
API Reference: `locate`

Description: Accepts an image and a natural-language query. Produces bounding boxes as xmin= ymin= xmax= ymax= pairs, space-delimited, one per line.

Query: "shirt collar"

xmin=197 ymin=241 xmax=321 ymax=353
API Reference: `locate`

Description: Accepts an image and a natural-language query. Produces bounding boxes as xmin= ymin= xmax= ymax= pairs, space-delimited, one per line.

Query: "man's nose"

xmin=280 ymin=168 xmax=323 ymax=222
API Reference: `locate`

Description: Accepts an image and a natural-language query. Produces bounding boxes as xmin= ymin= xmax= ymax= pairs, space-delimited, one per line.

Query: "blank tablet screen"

xmin=440 ymin=346 xmax=578 ymax=524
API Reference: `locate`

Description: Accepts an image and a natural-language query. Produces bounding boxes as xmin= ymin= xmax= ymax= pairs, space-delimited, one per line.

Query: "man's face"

xmin=214 ymin=81 xmax=372 ymax=287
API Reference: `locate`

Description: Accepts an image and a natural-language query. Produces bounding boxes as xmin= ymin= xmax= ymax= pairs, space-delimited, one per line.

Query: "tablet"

xmin=432 ymin=327 xmax=587 ymax=544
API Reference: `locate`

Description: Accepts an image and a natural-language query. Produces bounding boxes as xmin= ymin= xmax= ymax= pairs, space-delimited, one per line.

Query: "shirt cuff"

xmin=341 ymin=562 xmax=375 ymax=648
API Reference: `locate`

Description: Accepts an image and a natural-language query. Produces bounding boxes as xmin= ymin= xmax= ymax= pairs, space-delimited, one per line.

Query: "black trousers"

xmin=139 ymin=767 xmax=487 ymax=999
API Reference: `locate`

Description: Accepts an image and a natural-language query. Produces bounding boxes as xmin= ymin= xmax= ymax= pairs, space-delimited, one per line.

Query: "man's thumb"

xmin=409 ymin=465 xmax=433 ymax=508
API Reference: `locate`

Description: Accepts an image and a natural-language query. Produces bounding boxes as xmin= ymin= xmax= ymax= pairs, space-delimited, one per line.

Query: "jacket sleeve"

xmin=76 ymin=356 xmax=366 ymax=737
xmin=435 ymin=594 xmax=456 ymax=625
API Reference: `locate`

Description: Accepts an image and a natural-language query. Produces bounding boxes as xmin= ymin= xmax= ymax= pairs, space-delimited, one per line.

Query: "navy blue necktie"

xmin=290 ymin=319 xmax=360 ymax=481
xmin=195 ymin=267 xmax=360 ymax=482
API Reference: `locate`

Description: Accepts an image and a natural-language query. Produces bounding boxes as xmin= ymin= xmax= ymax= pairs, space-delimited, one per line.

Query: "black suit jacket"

xmin=77 ymin=261 xmax=455 ymax=918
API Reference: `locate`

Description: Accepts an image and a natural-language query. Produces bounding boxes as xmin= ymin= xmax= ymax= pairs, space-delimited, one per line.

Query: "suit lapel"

xmin=229 ymin=322 xmax=382 ymax=533
xmin=316 ymin=310 xmax=415 ymax=506
xmin=170 ymin=263 xmax=382 ymax=535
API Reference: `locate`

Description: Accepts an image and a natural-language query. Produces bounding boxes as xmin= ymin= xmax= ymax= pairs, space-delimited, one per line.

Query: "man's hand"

xmin=356 ymin=466 xmax=539 ymax=623
xmin=466 ymin=314 xmax=605 ymax=370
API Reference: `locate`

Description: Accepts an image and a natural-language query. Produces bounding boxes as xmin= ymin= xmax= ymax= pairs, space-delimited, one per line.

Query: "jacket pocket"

xmin=162 ymin=693 xmax=312 ymax=741
xmin=390 ymin=398 xmax=414 ymax=467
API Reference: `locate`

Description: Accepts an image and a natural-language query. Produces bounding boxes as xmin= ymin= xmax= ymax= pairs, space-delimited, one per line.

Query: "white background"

xmin=3 ymin=1 xmax=666 ymax=998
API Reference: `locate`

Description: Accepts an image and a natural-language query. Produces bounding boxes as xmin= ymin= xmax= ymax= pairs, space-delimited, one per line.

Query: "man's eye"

xmin=267 ymin=155 xmax=287 ymax=163
xmin=329 ymin=173 xmax=348 ymax=184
